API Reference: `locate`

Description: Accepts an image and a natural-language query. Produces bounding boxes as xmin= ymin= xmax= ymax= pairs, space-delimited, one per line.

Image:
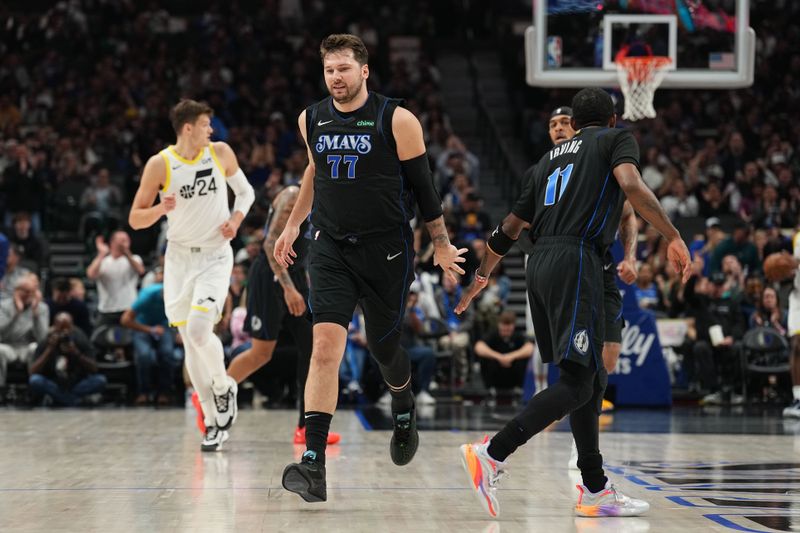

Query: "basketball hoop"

xmin=615 ymin=54 xmax=672 ymax=121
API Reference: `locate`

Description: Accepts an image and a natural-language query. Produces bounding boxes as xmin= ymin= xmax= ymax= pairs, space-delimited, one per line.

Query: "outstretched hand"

xmin=433 ymin=244 xmax=468 ymax=284
xmin=455 ymin=277 xmax=488 ymax=314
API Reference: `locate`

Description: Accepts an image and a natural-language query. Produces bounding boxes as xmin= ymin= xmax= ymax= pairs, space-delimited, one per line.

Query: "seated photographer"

xmin=474 ymin=311 xmax=533 ymax=399
xmin=28 ymin=313 xmax=106 ymax=406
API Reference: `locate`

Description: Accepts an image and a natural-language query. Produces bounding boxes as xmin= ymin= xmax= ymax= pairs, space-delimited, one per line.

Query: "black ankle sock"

xmin=487 ymin=419 xmax=528 ymax=462
xmin=303 ymin=411 xmax=332 ymax=464
xmin=297 ymin=410 xmax=305 ymax=429
xmin=389 ymin=381 xmax=414 ymax=413
xmin=578 ymin=453 xmax=607 ymax=493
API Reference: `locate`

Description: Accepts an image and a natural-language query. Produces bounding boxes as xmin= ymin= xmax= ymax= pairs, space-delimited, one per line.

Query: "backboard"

xmin=526 ymin=0 xmax=755 ymax=88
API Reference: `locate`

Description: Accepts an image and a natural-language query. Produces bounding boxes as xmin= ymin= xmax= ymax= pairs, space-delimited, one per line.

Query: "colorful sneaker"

xmin=293 ymin=426 xmax=342 ymax=445
xmin=213 ymin=376 xmax=238 ymax=430
xmin=575 ymin=481 xmax=650 ymax=517
xmin=191 ymin=391 xmax=206 ymax=434
xmin=568 ymin=440 xmax=579 ymax=470
xmin=783 ymin=399 xmax=800 ymax=418
xmin=459 ymin=437 xmax=507 ymax=518
xmin=282 ymin=451 xmax=327 ymax=502
xmin=201 ymin=426 xmax=229 ymax=452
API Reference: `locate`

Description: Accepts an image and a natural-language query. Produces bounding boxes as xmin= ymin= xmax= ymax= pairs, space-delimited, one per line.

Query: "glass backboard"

xmin=526 ymin=0 xmax=754 ymax=88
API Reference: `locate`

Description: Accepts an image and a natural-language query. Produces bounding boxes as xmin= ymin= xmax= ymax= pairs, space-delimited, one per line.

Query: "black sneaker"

xmin=282 ymin=452 xmax=327 ymax=502
xmin=390 ymin=407 xmax=418 ymax=466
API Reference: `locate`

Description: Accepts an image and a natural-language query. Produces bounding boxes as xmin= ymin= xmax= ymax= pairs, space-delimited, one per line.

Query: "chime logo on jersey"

xmin=573 ymin=329 xmax=589 ymax=354
xmin=315 ymin=134 xmax=372 ymax=154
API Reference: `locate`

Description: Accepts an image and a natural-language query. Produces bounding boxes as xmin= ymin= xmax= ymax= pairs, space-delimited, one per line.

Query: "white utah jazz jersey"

xmin=159 ymin=144 xmax=230 ymax=248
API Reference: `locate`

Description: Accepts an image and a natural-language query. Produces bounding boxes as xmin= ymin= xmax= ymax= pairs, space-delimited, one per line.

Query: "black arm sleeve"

xmin=401 ymin=153 xmax=443 ymax=222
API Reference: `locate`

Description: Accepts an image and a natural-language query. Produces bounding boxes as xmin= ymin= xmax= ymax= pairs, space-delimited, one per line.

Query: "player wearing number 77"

xmin=129 ymin=99 xmax=254 ymax=452
xmin=273 ymin=34 xmax=466 ymax=503
xmin=455 ymin=87 xmax=692 ymax=518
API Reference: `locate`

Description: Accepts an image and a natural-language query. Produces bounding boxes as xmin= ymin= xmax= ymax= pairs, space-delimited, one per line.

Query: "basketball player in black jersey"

xmin=457 ymin=88 xmax=691 ymax=518
xmin=189 ymin=183 xmax=342 ymax=446
xmin=274 ymin=34 xmax=466 ymax=503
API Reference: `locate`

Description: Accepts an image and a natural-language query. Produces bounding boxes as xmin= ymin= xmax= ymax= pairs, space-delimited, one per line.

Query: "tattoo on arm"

xmin=425 ymin=216 xmax=450 ymax=248
xmin=619 ymin=205 xmax=638 ymax=260
xmin=265 ymin=188 xmax=299 ymax=290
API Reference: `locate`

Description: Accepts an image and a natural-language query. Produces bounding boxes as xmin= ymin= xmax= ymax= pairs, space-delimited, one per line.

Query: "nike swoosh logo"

xmin=604 ymin=263 xmax=614 ymax=270
xmin=387 ymin=252 xmax=402 ymax=261
xmin=172 ymin=165 xmax=181 ymax=170
xmin=317 ymin=120 xmax=333 ymax=126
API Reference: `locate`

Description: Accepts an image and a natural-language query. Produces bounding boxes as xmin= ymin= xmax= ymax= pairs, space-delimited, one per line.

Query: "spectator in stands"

xmin=709 ymin=220 xmax=760 ymax=275
xmin=400 ymin=289 xmax=437 ymax=406
xmin=0 ymin=274 xmax=49 ymax=393
xmin=0 ymin=246 xmax=30 ymax=298
xmin=661 ymin=178 xmax=699 ymax=220
xmin=474 ymin=311 xmax=533 ymax=402
xmin=685 ymin=271 xmax=746 ymax=405
xmin=47 ymin=277 xmax=91 ymax=336
xmin=79 ymin=166 xmax=123 ymax=235
xmin=28 ymin=312 xmax=106 ymax=406
xmin=8 ymin=211 xmax=47 ymax=271
xmin=69 ymin=278 xmax=86 ymax=302
xmin=442 ymin=172 xmax=471 ymax=214
xmin=1 ymin=142 xmax=46 ymax=232
xmin=633 ymin=263 xmax=662 ymax=312
xmin=141 ymin=251 xmax=166 ymax=289
xmin=655 ymin=260 xmax=686 ymax=317
xmin=435 ymin=273 xmax=473 ymax=386
xmin=454 ymin=190 xmax=491 ymax=242
xmin=120 ymin=268 xmax=179 ymax=406
xmin=721 ymin=255 xmax=746 ymax=295
xmin=762 ymin=222 xmax=793 ymax=257
xmin=698 ymin=182 xmax=728 ymax=218
xmin=689 ymin=218 xmax=725 ymax=277
xmin=86 ymin=232 xmax=144 ymax=326
xmin=749 ymin=286 xmax=787 ymax=336
xmin=234 ymin=235 xmax=261 ymax=268
xmin=436 ymin=134 xmax=480 ymax=187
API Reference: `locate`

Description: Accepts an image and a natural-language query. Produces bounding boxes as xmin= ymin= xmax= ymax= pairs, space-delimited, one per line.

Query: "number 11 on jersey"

xmin=544 ymin=164 xmax=573 ymax=206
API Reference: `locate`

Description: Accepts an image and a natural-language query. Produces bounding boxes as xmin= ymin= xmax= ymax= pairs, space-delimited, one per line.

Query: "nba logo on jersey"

xmin=547 ymin=36 xmax=562 ymax=68
xmin=573 ymin=329 xmax=589 ymax=354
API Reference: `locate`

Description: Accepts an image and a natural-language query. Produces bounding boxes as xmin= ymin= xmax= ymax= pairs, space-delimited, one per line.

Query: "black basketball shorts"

xmin=602 ymin=252 xmax=623 ymax=345
xmin=527 ymin=237 xmax=604 ymax=368
xmin=307 ymin=227 xmax=415 ymax=342
xmin=244 ymin=252 xmax=308 ymax=341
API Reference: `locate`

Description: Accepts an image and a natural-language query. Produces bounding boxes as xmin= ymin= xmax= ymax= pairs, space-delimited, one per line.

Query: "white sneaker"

xmin=700 ymin=391 xmax=723 ymax=406
xmin=568 ymin=440 xmax=579 ymax=470
xmin=212 ymin=376 xmax=238 ymax=430
xmin=417 ymin=390 xmax=437 ymax=405
xmin=377 ymin=391 xmax=392 ymax=406
xmin=784 ymin=399 xmax=800 ymax=418
xmin=459 ymin=437 xmax=508 ymax=518
xmin=575 ymin=481 xmax=650 ymax=517
xmin=201 ymin=426 xmax=229 ymax=452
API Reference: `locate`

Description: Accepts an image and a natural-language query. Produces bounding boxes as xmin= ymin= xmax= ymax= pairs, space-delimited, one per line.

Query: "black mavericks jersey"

xmin=306 ymin=92 xmax=416 ymax=240
xmin=512 ymin=127 xmax=640 ymax=249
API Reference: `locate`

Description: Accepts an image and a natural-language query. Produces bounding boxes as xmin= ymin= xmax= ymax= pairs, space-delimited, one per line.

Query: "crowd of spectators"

xmin=0 ymin=0 xmax=518 ymax=407
xmin=1 ymin=1 xmax=797 ymax=408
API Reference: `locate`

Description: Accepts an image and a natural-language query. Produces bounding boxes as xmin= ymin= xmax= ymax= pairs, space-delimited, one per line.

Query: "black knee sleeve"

xmin=367 ymin=332 xmax=411 ymax=388
xmin=558 ymin=361 xmax=595 ymax=409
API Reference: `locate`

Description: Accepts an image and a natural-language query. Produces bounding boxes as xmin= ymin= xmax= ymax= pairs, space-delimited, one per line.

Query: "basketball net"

xmin=615 ymin=52 xmax=672 ymax=121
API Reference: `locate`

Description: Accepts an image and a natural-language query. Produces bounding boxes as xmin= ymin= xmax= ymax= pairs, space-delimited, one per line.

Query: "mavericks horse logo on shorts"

xmin=573 ymin=329 xmax=589 ymax=355
xmin=251 ymin=315 xmax=262 ymax=332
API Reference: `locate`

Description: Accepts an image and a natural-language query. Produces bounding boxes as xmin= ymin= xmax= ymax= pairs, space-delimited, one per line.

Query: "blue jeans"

xmin=132 ymin=330 xmax=181 ymax=395
xmin=29 ymin=373 xmax=107 ymax=406
xmin=407 ymin=345 xmax=436 ymax=393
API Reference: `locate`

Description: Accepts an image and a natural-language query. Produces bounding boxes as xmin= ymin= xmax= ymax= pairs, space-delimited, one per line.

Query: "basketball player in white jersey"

xmin=129 ymin=99 xmax=255 ymax=451
xmin=785 ymin=230 xmax=800 ymax=418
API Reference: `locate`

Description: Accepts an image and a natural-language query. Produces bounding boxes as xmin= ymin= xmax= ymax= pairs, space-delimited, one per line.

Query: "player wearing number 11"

xmin=274 ymin=34 xmax=466 ymax=503
xmin=455 ymin=88 xmax=692 ymax=518
xmin=129 ymin=99 xmax=255 ymax=452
